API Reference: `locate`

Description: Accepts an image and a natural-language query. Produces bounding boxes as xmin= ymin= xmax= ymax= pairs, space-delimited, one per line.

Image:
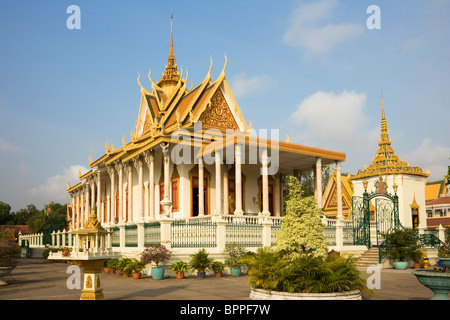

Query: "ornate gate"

xmin=352 ymin=196 xmax=370 ymax=248
xmin=352 ymin=179 xmax=400 ymax=249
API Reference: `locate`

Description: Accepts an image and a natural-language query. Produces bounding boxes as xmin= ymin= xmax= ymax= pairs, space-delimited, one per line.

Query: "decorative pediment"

xmin=198 ymin=89 xmax=239 ymax=130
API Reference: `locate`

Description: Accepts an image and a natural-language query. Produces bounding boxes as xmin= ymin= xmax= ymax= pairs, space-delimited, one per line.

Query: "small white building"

xmin=351 ymin=100 xmax=429 ymax=230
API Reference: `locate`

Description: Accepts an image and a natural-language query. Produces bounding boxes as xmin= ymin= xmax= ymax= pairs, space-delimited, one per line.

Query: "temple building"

xmin=66 ymin=13 xmax=346 ymax=231
xmin=323 ymin=98 xmax=429 ymax=230
xmin=425 ymin=179 xmax=450 ymax=229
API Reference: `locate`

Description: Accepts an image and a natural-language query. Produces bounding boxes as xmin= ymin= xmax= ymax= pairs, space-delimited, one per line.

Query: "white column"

xmin=199 ymin=156 xmax=205 ymax=216
xmin=160 ymin=143 xmax=172 ymax=217
xmin=149 ymin=151 xmax=155 ymax=220
xmin=116 ymin=162 xmax=124 ymax=223
xmin=336 ymin=161 xmax=343 ymax=219
xmin=234 ymin=143 xmax=243 ymax=215
xmin=215 ymin=150 xmax=222 ymax=215
xmin=315 ymin=157 xmax=322 ymax=209
xmin=134 ymin=157 xmax=144 ymax=221
xmin=223 ymin=164 xmax=229 ymax=215
xmin=90 ymin=177 xmax=95 ymax=215
xmin=107 ymin=165 xmax=115 ymax=224
xmin=96 ymin=170 xmax=102 ymax=222
xmin=126 ymin=163 xmax=133 ymax=223
xmin=76 ymin=191 xmax=80 ymax=230
xmin=261 ymin=148 xmax=270 ymax=217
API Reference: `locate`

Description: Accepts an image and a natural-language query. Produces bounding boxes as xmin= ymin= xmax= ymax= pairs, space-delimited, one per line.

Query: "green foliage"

xmin=223 ymin=243 xmax=246 ymax=268
xmin=125 ymin=259 xmax=144 ymax=273
xmin=0 ymin=201 xmax=68 ymax=234
xmin=117 ymin=257 xmax=133 ymax=272
xmin=0 ymin=241 xmax=21 ymax=267
xmin=380 ymin=228 xmax=421 ymax=262
xmin=276 ymin=176 xmax=328 ymax=260
xmin=245 ymin=247 xmax=370 ymax=295
xmin=170 ymin=261 xmax=188 ymax=273
xmin=189 ymin=249 xmax=213 ymax=272
xmin=211 ymin=261 xmax=225 ymax=273
xmin=107 ymin=258 xmax=120 ymax=269
xmin=42 ymin=248 xmax=60 ymax=259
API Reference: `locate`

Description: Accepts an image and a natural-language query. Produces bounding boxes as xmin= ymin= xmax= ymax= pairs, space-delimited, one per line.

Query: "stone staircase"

xmin=355 ymin=247 xmax=380 ymax=269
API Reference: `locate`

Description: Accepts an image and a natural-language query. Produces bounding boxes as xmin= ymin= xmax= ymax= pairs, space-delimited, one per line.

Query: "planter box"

xmin=250 ymin=288 xmax=362 ymax=300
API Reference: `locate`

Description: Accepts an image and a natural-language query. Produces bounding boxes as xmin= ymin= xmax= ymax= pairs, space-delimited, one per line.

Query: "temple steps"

xmin=355 ymin=247 xmax=380 ymax=269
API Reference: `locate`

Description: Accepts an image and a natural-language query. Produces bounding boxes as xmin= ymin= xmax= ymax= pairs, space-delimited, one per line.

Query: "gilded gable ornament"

xmin=198 ymin=89 xmax=239 ymax=130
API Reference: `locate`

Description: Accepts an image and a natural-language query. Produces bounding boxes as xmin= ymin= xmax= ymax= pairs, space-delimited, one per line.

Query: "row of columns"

xmin=70 ymin=149 xmax=159 ymax=230
xmin=70 ymin=143 xmax=341 ymax=229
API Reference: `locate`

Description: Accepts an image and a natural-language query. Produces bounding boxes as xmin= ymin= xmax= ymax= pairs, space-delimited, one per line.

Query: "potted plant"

xmin=411 ymin=249 xmax=423 ymax=269
xmin=189 ymin=249 xmax=213 ymax=278
xmin=380 ymin=229 xmax=420 ymax=269
xmin=131 ymin=259 xmax=145 ymax=279
xmin=247 ymin=247 xmax=371 ymax=300
xmin=118 ymin=258 xmax=133 ymax=278
xmin=140 ymin=242 xmax=172 ymax=280
xmin=223 ymin=243 xmax=246 ymax=276
xmin=103 ymin=259 xmax=110 ymax=273
xmin=107 ymin=258 xmax=119 ymax=274
xmin=170 ymin=261 xmax=188 ymax=279
xmin=211 ymin=261 xmax=225 ymax=278
xmin=124 ymin=259 xmax=144 ymax=279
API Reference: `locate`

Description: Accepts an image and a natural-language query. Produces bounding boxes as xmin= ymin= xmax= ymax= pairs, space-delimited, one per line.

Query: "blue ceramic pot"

xmin=230 ymin=267 xmax=241 ymax=276
xmin=151 ymin=267 xmax=165 ymax=280
xmin=393 ymin=261 xmax=408 ymax=269
xmin=438 ymin=258 xmax=450 ymax=268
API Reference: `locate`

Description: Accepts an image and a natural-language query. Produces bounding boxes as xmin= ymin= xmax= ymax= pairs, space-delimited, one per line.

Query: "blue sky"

xmin=0 ymin=0 xmax=449 ymax=211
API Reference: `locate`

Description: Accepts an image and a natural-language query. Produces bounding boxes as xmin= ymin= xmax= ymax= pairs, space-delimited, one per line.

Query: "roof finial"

xmin=170 ymin=8 xmax=174 ymax=57
xmin=158 ymin=9 xmax=180 ymax=86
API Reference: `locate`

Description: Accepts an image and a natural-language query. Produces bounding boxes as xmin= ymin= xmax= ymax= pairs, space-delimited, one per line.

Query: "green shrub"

xmin=245 ymin=247 xmax=371 ymax=295
xmin=189 ymin=249 xmax=213 ymax=272
xmin=380 ymin=228 xmax=420 ymax=262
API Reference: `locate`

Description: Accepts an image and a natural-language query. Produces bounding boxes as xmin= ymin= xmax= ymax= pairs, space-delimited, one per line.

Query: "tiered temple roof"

xmin=353 ymin=99 xmax=429 ymax=179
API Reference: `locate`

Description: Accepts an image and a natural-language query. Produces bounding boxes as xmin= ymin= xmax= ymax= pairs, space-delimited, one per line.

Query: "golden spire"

xmin=353 ymin=96 xmax=428 ymax=179
xmin=378 ymin=95 xmax=390 ymax=146
xmin=158 ymin=9 xmax=180 ymax=86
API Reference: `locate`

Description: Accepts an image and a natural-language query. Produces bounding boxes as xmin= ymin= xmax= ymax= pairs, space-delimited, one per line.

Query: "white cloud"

xmin=282 ymin=0 xmax=364 ymax=55
xmin=0 ymin=137 xmax=24 ymax=153
xmin=230 ymin=73 xmax=274 ymax=98
xmin=288 ymin=90 xmax=380 ymax=174
xmin=291 ymin=90 xmax=371 ymax=143
xmin=28 ymin=165 xmax=89 ymax=204
xmin=401 ymin=138 xmax=450 ymax=181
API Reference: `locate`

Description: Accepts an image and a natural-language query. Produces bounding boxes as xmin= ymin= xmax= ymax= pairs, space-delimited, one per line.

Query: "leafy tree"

xmin=276 ymin=176 xmax=328 ymax=260
xmin=0 ymin=201 xmax=13 ymax=225
xmin=13 ymin=204 xmax=40 ymax=225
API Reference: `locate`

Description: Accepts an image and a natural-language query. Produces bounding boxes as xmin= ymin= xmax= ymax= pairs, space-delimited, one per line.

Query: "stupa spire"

xmin=159 ymin=9 xmax=180 ymax=85
xmin=379 ymin=96 xmax=391 ymax=146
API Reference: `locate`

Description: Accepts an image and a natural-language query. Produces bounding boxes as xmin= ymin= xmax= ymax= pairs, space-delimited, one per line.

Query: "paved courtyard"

xmin=0 ymin=257 xmax=443 ymax=302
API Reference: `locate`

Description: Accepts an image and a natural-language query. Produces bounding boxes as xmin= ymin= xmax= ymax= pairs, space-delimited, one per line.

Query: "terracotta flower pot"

xmin=123 ymin=271 xmax=130 ymax=278
xmin=215 ymin=271 xmax=222 ymax=278
xmin=176 ymin=272 xmax=184 ymax=279
xmin=132 ymin=272 xmax=141 ymax=279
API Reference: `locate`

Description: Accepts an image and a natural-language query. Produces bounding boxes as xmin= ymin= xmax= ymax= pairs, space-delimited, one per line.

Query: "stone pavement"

xmin=0 ymin=258 xmax=445 ymax=301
